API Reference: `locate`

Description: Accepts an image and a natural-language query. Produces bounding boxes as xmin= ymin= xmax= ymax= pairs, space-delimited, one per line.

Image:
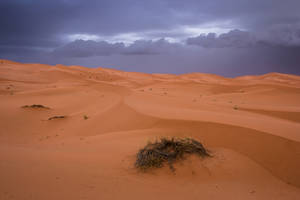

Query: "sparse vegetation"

xmin=48 ymin=116 xmax=66 ymax=120
xmin=135 ymin=137 xmax=210 ymax=171
xmin=22 ymin=104 xmax=50 ymax=109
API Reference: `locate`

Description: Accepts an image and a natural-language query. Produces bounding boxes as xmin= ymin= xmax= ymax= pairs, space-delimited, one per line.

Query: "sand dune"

xmin=0 ymin=59 xmax=300 ymax=200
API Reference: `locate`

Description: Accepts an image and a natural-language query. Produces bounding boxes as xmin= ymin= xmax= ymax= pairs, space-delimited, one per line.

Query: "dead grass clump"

xmin=48 ymin=116 xmax=66 ymax=120
xmin=135 ymin=137 xmax=210 ymax=171
xmin=22 ymin=104 xmax=50 ymax=109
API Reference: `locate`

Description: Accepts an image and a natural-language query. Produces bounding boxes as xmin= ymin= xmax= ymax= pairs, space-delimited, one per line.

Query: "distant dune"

xmin=0 ymin=59 xmax=300 ymax=200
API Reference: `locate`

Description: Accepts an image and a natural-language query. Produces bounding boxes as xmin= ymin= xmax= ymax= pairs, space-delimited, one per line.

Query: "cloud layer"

xmin=1 ymin=0 xmax=300 ymax=48
xmin=53 ymin=27 xmax=300 ymax=58
xmin=186 ymin=30 xmax=257 ymax=48
xmin=0 ymin=0 xmax=300 ymax=76
xmin=187 ymin=26 xmax=300 ymax=48
xmin=52 ymin=39 xmax=181 ymax=57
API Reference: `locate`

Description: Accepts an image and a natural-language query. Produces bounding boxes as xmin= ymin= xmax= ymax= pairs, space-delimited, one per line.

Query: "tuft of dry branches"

xmin=22 ymin=104 xmax=50 ymax=109
xmin=48 ymin=116 xmax=66 ymax=120
xmin=135 ymin=137 xmax=210 ymax=171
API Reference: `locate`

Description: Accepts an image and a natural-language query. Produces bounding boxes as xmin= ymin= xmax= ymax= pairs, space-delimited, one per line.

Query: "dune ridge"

xmin=0 ymin=59 xmax=300 ymax=200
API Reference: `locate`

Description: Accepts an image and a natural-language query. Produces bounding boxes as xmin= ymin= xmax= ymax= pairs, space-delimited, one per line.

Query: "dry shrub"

xmin=22 ymin=104 xmax=50 ymax=109
xmin=135 ymin=137 xmax=210 ymax=171
xmin=48 ymin=116 xmax=66 ymax=120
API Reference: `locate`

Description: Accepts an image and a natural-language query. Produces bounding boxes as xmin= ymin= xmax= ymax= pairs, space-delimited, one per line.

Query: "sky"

xmin=0 ymin=0 xmax=300 ymax=77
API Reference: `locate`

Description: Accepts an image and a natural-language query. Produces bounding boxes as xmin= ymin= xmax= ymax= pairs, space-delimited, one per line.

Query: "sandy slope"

xmin=0 ymin=59 xmax=300 ymax=200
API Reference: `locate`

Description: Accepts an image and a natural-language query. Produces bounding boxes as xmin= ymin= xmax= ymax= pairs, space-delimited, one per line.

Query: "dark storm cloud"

xmin=0 ymin=0 xmax=185 ymax=48
xmin=124 ymin=39 xmax=181 ymax=55
xmin=52 ymin=40 xmax=125 ymax=57
xmin=53 ymin=27 xmax=300 ymax=58
xmin=187 ymin=26 xmax=300 ymax=48
xmin=1 ymin=0 xmax=300 ymax=76
xmin=53 ymin=39 xmax=180 ymax=57
xmin=186 ymin=30 xmax=257 ymax=48
xmin=1 ymin=0 xmax=300 ymax=48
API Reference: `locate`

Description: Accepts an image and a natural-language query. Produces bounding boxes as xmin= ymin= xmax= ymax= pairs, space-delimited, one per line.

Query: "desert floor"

xmin=1 ymin=59 xmax=300 ymax=200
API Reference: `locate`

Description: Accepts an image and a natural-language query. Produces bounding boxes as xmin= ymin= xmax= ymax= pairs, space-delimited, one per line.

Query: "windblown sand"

xmin=0 ymin=59 xmax=300 ymax=200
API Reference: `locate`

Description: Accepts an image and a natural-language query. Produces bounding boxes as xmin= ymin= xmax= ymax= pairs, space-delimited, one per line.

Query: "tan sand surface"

xmin=0 ymin=59 xmax=300 ymax=199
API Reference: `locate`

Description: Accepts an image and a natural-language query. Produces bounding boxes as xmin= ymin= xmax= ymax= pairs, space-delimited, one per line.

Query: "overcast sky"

xmin=1 ymin=0 xmax=300 ymax=76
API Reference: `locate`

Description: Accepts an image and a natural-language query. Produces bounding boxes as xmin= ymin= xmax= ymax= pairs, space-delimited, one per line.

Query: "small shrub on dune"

xmin=135 ymin=137 xmax=210 ymax=171
xmin=48 ymin=116 xmax=66 ymax=120
xmin=22 ymin=104 xmax=50 ymax=109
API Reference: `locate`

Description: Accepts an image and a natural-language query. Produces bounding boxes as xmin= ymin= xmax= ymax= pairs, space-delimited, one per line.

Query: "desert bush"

xmin=135 ymin=137 xmax=210 ymax=171
xmin=48 ymin=116 xmax=66 ymax=120
xmin=22 ymin=104 xmax=50 ymax=109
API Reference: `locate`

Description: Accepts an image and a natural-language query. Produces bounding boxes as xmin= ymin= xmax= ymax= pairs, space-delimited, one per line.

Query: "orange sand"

xmin=0 ymin=59 xmax=300 ymax=200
